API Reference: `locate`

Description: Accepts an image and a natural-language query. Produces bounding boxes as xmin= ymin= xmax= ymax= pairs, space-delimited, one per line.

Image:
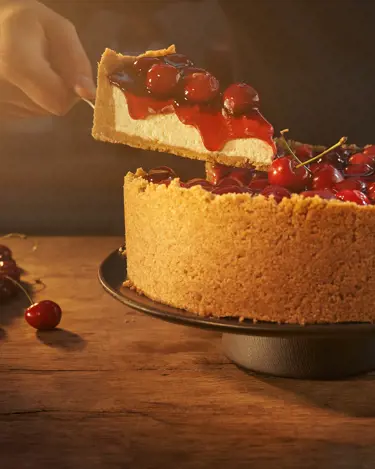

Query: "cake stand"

xmin=98 ymin=248 xmax=375 ymax=380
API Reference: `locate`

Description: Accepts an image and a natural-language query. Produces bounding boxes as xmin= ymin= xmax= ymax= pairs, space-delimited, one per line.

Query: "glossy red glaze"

xmin=349 ymin=153 xmax=375 ymax=166
xmin=312 ymin=164 xmax=344 ymax=190
xmin=133 ymin=56 xmax=161 ymax=75
xmin=217 ymin=177 xmax=243 ymax=188
xmin=260 ymin=185 xmax=291 ymax=203
xmin=248 ymin=178 xmax=269 ymax=192
xmin=146 ymin=63 xmax=181 ymax=97
xmin=333 ymin=178 xmax=367 ymax=193
xmin=367 ymin=182 xmax=375 ymax=202
xmin=364 ymin=145 xmax=375 ymax=155
xmin=184 ymin=178 xmax=213 ymax=190
xmin=208 ymin=164 xmax=231 ymax=185
xmin=223 ymin=83 xmax=259 ymax=115
xmin=344 ymin=163 xmax=374 ymax=177
xmin=300 ymin=190 xmax=336 ymax=200
xmin=183 ymin=72 xmax=220 ymax=104
xmin=335 ymin=189 xmax=370 ymax=205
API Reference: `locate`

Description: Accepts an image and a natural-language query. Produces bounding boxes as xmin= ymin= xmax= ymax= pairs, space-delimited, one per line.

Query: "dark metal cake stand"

xmin=99 ymin=249 xmax=375 ymax=380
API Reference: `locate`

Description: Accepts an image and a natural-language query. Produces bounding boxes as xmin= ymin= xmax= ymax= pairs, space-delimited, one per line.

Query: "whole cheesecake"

xmin=92 ymin=45 xmax=375 ymax=324
xmin=124 ymin=168 xmax=375 ymax=324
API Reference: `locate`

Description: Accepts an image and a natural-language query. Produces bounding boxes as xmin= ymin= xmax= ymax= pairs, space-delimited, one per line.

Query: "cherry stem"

xmin=296 ymin=137 xmax=348 ymax=168
xmin=4 ymin=276 xmax=33 ymax=305
xmin=280 ymin=129 xmax=312 ymax=174
xmin=1 ymin=233 xmax=38 ymax=252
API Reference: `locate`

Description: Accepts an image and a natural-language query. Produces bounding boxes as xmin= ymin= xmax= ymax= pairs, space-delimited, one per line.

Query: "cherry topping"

xmin=367 ymin=182 xmax=375 ymax=202
xmin=207 ymin=164 xmax=231 ymax=185
xmin=0 ymin=259 xmax=21 ymax=281
xmin=295 ymin=144 xmax=313 ymax=161
xmin=227 ymin=168 xmax=254 ymax=186
xmin=223 ymin=83 xmax=259 ymax=115
xmin=248 ymin=178 xmax=269 ymax=192
xmin=268 ymin=157 xmax=311 ymax=192
xmin=146 ymin=63 xmax=181 ymax=97
xmin=312 ymin=164 xmax=344 ymax=190
xmin=364 ymin=145 xmax=375 ymax=155
xmin=300 ymin=190 xmax=336 ymax=200
xmin=261 ymin=185 xmax=291 ymax=203
xmin=164 ymin=54 xmax=193 ymax=68
xmin=133 ymin=56 xmax=161 ymax=75
xmin=335 ymin=189 xmax=370 ymax=205
xmin=333 ymin=178 xmax=367 ymax=193
xmin=146 ymin=167 xmax=176 ymax=183
xmin=25 ymin=300 xmax=62 ymax=331
xmin=344 ymin=163 xmax=374 ymax=177
xmin=212 ymin=186 xmax=253 ymax=195
xmin=217 ymin=177 xmax=242 ymax=188
xmin=0 ymin=245 xmax=12 ymax=261
xmin=313 ymin=150 xmax=349 ymax=170
xmin=184 ymin=178 xmax=213 ymax=190
xmin=183 ymin=72 xmax=220 ymax=104
xmin=349 ymin=153 xmax=375 ymax=166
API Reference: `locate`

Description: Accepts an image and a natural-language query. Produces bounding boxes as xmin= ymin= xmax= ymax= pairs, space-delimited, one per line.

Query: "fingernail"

xmin=74 ymin=75 xmax=96 ymax=100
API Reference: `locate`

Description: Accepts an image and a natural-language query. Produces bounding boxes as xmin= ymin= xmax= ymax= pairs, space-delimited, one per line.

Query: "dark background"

xmin=2 ymin=0 xmax=375 ymax=234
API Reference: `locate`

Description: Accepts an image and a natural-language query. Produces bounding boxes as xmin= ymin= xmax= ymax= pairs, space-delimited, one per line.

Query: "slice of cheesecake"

xmin=92 ymin=45 xmax=276 ymax=170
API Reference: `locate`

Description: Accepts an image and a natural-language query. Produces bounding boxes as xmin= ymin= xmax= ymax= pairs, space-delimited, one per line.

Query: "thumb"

xmin=46 ymin=17 xmax=96 ymax=100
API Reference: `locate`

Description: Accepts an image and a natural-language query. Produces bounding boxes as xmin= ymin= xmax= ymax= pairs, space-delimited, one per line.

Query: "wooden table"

xmin=1 ymin=237 xmax=375 ymax=469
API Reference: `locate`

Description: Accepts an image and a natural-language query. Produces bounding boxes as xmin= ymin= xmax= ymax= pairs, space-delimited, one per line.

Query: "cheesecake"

xmin=92 ymin=46 xmax=275 ymax=170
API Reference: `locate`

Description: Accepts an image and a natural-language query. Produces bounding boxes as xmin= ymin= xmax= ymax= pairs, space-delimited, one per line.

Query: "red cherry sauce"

xmin=108 ymin=56 xmax=275 ymax=153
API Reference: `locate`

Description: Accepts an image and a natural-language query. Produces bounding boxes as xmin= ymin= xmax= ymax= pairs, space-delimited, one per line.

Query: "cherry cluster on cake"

xmin=0 ymin=243 xmax=62 ymax=330
xmin=109 ymin=52 xmax=274 ymax=152
xmin=142 ymin=141 xmax=375 ymax=206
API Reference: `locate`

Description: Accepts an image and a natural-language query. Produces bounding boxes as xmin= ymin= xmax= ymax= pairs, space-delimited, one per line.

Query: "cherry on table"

xmin=0 ymin=245 xmax=12 ymax=261
xmin=223 ymin=83 xmax=259 ymax=115
xmin=25 ymin=300 xmax=62 ymax=331
xmin=268 ymin=156 xmax=311 ymax=192
xmin=183 ymin=71 xmax=220 ymax=104
xmin=260 ymin=185 xmax=291 ymax=203
xmin=146 ymin=63 xmax=181 ymax=97
xmin=335 ymin=189 xmax=370 ymax=206
xmin=312 ymin=163 xmax=344 ymax=190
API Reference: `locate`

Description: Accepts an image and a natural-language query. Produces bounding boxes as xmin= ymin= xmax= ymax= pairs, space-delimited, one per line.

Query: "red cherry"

xmin=146 ymin=167 xmax=176 ymax=184
xmin=207 ymin=164 xmax=231 ymax=185
xmin=25 ymin=300 xmax=62 ymax=331
xmin=268 ymin=157 xmax=311 ymax=192
xmin=184 ymin=178 xmax=213 ymax=191
xmin=0 ymin=280 xmax=17 ymax=301
xmin=164 ymin=54 xmax=193 ymax=68
xmin=333 ymin=178 xmax=367 ymax=193
xmin=300 ymin=190 xmax=336 ymax=200
xmin=183 ymin=72 xmax=220 ymax=104
xmin=228 ymin=168 xmax=254 ymax=186
xmin=364 ymin=145 xmax=375 ymax=156
xmin=212 ymin=186 xmax=253 ymax=195
xmin=295 ymin=144 xmax=313 ymax=161
xmin=0 ymin=245 xmax=12 ymax=261
xmin=260 ymin=185 xmax=291 ymax=203
xmin=335 ymin=189 xmax=370 ymax=205
xmin=349 ymin=153 xmax=375 ymax=166
xmin=248 ymin=178 xmax=269 ymax=192
xmin=223 ymin=83 xmax=259 ymax=115
xmin=344 ymin=163 xmax=374 ymax=177
xmin=0 ymin=259 xmax=21 ymax=281
xmin=133 ymin=56 xmax=161 ymax=75
xmin=217 ymin=177 xmax=242 ymax=188
xmin=367 ymin=182 xmax=375 ymax=202
xmin=146 ymin=63 xmax=180 ymax=97
xmin=312 ymin=164 xmax=344 ymax=190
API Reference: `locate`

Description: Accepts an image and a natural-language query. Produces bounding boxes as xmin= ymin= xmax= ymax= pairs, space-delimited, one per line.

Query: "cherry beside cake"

xmin=92 ymin=46 xmax=375 ymax=324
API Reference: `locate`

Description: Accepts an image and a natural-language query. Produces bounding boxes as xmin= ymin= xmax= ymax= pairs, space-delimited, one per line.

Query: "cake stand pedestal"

xmin=99 ymin=248 xmax=375 ymax=380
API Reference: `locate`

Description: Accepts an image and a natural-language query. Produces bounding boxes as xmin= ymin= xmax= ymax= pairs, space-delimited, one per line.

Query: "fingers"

xmin=0 ymin=8 xmax=78 ymax=115
xmin=46 ymin=14 xmax=96 ymax=100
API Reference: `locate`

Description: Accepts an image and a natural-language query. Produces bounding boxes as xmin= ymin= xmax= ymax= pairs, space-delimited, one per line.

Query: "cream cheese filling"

xmin=113 ymin=86 xmax=273 ymax=165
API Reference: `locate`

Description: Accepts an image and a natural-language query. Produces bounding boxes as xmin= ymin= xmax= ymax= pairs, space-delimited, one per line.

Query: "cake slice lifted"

xmin=92 ymin=45 xmax=276 ymax=170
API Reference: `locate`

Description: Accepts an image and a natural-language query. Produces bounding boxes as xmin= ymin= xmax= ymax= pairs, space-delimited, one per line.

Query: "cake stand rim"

xmin=98 ymin=248 xmax=375 ymax=338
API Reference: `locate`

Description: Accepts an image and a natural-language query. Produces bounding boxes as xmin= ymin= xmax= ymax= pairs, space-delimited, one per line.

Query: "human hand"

xmin=0 ymin=0 xmax=96 ymax=117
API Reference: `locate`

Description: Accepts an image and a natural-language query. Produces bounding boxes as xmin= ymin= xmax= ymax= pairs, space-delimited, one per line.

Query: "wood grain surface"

xmin=1 ymin=237 xmax=375 ymax=469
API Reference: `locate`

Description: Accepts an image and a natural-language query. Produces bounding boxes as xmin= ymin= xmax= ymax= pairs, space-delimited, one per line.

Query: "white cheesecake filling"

xmin=112 ymin=86 xmax=273 ymax=166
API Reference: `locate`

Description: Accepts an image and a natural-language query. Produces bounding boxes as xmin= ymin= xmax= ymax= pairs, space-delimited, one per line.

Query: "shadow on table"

xmin=36 ymin=328 xmax=87 ymax=352
xmin=251 ymin=373 xmax=375 ymax=418
xmin=0 ymin=282 xmax=32 ymax=327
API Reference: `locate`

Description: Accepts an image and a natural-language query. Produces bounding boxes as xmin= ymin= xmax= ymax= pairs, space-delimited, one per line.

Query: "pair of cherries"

xmin=0 ymin=244 xmax=62 ymax=330
xmin=132 ymin=53 xmax=259 ymax=114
